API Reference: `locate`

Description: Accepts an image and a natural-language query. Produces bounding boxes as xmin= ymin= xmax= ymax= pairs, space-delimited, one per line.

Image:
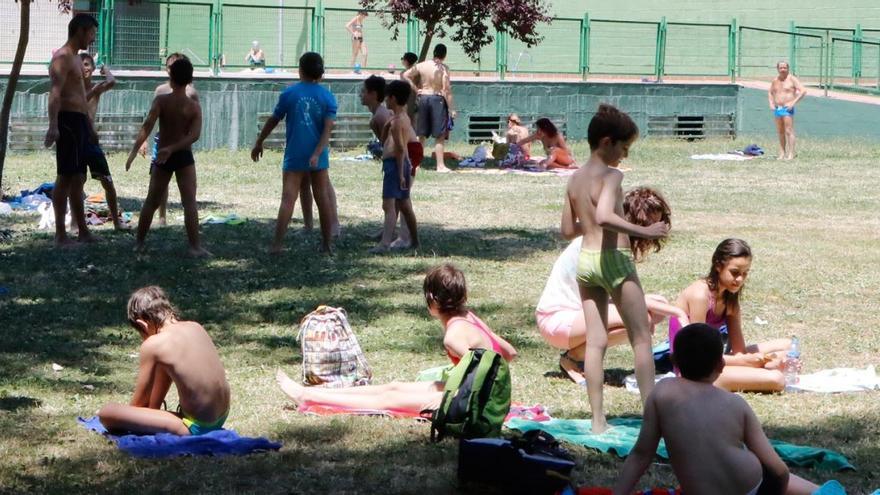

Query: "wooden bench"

xmin=9 ymin=114 xmax=144 ymax=152
xmin=466 ymin=114 xmax=568 ymax=144
xmin=257 ymin=113 xmax=374 ymax=150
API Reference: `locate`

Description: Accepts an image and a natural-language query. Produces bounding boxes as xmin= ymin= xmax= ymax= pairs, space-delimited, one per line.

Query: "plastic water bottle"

xmin=783 ymin=336 xmax=801 ymax=386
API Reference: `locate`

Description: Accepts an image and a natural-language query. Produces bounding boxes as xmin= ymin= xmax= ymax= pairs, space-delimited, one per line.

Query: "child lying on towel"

xmin=98 ymin=286 xmax=231 ymax=435
xmin=613 ymin=323 xmax=820 ymax=495
xmin=277 ymin=263 xmax=517 ymax=413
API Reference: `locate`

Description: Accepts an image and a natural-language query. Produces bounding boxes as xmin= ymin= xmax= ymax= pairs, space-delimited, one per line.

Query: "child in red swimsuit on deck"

xmin=276 ymin=263 xmax=517 ymax=413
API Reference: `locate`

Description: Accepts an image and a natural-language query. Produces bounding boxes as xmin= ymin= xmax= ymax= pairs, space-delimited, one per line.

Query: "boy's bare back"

xmin=155 ymin=92 xmax=200 ymax=150
xmin=141 ymin=321 xmax=230 ymax=421
xmin=566 ymin=161 xmax=629 ymax=251
xmin=651 ymin=379 xmax=763 ymax=494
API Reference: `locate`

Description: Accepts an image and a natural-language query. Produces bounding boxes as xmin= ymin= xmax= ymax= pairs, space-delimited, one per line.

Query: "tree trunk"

xmin=0 ymin=0 xmax=31 ymax=193
xmin=418 ymin=22 xmax=435 ymax=62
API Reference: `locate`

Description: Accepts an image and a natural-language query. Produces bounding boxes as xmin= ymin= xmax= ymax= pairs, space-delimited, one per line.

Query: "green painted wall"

xmin=3 ymin=76 xmax=741 ymax=149
xmin=5 ymin=76 xmax=878 ymax=150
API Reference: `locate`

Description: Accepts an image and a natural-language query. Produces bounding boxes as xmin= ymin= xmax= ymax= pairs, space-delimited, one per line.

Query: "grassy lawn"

xmin=1 ymin=137 xmax=878 ymax=493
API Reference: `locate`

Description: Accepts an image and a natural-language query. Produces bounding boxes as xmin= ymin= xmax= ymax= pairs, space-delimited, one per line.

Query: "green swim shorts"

xmin=576 ymin=248 xmax=636 ymax=293
xmin=182 ymin=410 xmax=228 ymax=436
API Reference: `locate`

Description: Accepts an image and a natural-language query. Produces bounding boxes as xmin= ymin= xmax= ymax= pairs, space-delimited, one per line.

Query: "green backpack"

xmin=429 ymin=348 xmax=512 ymax=442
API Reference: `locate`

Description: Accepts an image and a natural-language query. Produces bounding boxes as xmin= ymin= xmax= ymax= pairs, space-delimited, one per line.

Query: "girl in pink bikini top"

xmin=424 ymin=264 xmax=517 ymax=366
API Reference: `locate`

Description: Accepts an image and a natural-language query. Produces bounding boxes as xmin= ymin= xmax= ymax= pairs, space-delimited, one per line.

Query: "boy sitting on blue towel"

xmin=98 ymin=286 xmax=231 ymax=436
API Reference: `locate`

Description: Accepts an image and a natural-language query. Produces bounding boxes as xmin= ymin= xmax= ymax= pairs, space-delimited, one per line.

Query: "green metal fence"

xmin=7 ymin=0 xmax=880 ymax=93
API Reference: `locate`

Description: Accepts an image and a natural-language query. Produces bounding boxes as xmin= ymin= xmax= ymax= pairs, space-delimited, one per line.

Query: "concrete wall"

xmin=3 ymin=76 xmax=877 ymax=151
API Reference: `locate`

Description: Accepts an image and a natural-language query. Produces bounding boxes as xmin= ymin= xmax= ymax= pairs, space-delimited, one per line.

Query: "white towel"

xmin=786 ymin=366 xmax=878 ymax=393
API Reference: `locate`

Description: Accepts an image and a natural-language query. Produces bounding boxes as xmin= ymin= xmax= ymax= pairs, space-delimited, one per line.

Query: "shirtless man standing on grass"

xmin=768 ymin=60 xmax=806 ymax=160
xmin=44 ymin=14 xmax=100 ymax=247
xmin=403 ymin=44 xmax=455 ymax=172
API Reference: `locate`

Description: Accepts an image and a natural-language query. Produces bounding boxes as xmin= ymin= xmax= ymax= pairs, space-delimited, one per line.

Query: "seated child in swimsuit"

xmin=125 ymin=58 xmax=209 ymax=257
xmin=538 ymin=187 xmax=687 ymax=385
xmin=276 ymin=263 xmax=517 ymax=413
xmin=98 ymin=286 xmax=231 ymax=435
xmin=519 ymin=117 xmax=574 ymax=169
xmin=669 ymin=238 xmax=793 ymax=393
xmin=613 ymin=323 xmax=820 ymax=495
xmin=561 ymin=104 xmax=669 ymax=433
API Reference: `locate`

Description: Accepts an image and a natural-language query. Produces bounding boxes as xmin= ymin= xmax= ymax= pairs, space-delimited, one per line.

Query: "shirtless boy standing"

xmin=768 ymin=61 xmax=806 ymax=160
xmin=613 ymin=323 xmax=820 ymax=495
xmin=125 ymin=58 xmax=209 ymax=256
xmin=98 ymin=286 xmax=230 ymax=435
xmin=403 ymin=44 xmax=455 ymax=172
xmin=80 ymin=53 xmax=125 ymax=230
xmin=138 ymin=53 xmax=201 ymax=226
xmin=44 ymin=14 xmax=100 ymax=247
xmin=561 ymin=104 xmax=667 ymax=433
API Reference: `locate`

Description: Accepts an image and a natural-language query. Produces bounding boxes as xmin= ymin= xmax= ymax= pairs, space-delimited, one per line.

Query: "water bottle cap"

xmin=786 ymin=350 xmax=800 ymax=358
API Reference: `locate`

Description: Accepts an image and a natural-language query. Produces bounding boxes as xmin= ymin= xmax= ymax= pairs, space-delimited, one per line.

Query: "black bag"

xmin=458 ymin=430 xmax=575 ymax=494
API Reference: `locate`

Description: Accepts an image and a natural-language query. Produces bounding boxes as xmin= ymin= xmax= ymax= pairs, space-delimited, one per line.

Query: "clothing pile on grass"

xmin=690 ymin=144 xmax=765 ymax=161
xmin=1 ymin=182 xmax=131 ymax=228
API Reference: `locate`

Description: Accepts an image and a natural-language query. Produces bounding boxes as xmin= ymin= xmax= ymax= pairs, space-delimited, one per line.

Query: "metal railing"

xmin=4 ymin=0 xmax=878 ymax=92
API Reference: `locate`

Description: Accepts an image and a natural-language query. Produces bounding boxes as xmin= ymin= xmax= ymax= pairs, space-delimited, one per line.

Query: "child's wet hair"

xmin=127 ymin=286 xmax=178 ymax=329
xmin=364 ymin=75 xmax=386 ymax=101
xmin=623 ymin=187 xmax=671 ymax=262
xmin=672 ymin=323 xmax=723 ymax=380
xmin=299 ymin=52 xmax=325 ymax=80
xmin=534 ymin=118 xmax=558 ymax=137
xmin=587 ymin=103 xmax=639 ymax=150
xmin=79 ymin=52 xmax=95 ymax=66
xmin=706 ymin=238 xmax=751 ymax=317
xmin=423 ymin=264 xmax=467 ymax=316
xmin=169 ymin=58 xmax=194 ymax=87
xmin=401 ymin=52 xmax=418 ymax=66
xmin=165 ymin=52 xmax=189 ymax=67
xmin=385 ymin=80 xmax=411 ymax=106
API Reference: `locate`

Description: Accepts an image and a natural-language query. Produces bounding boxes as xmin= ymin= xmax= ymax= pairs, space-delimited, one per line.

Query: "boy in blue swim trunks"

xmin=370 ymin=80 xmax=420 ymax=253
xmin=768 ymin=60 xmax=806 ymax=160
xmin=98 ymin=286 xmax=231 ymax=436
xmin=251 ymin=52 xmax=338 ymax=254
xmin=561 ymin=104 xmax=669 ymax=433
xmin=125 ymin=58 xmax=210 ymax=257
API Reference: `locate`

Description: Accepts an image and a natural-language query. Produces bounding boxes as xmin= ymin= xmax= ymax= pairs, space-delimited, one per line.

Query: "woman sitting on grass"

xmin=538 ymin=187 xmax=687 ymax=385
xmin=668 ymin=238 xmax=792 ymax=392
xmin=277 ymin=263 xmax=517 ymax=413
xmin=518 ymin=117 xmax=575 ymax=169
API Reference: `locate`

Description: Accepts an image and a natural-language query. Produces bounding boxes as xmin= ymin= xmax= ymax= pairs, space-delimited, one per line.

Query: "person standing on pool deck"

xmin=768 ymin=61 xmax=806 ymax=160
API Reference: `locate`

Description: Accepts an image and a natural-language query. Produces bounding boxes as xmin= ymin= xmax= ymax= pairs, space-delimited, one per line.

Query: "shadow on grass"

xmin=0 ymin=217 xmax=558 ymax=382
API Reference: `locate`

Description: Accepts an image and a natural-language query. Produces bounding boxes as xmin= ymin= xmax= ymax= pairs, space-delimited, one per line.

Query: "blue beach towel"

xmin=78 ymin=416 xmax=281 ymax=458
xmin=505 ymin=417 xmax=854 ymax=472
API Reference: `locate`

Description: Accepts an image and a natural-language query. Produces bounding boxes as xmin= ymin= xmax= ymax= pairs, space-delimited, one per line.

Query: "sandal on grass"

xmin=559 ymin=351 xmax=587 ymax=388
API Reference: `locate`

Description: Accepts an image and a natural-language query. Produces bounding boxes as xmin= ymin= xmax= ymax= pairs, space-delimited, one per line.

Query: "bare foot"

xmin=54 ymin=236 xmax=78 ymax=249
xmin=389 ymin=238 xmax=410 ymax=250
xmin=776 ymin=154 xmax=785 ymax=161
xmin=331 ymin=225 xmax=343 ymax=240
xmin=158 ymin=217 xmax=167 ymax=227
xmin=591 ymin=418 xmax=609 ymax=434
xmin=319 ymin=243 xmax=334 ymax=256
xmin=187 ymin=247 xmax=213 ymax=258
xmin=436 ymin=165 xmax=451 ymax=173
xmin=133 ymin=242 xmax=146 ymax=253
xmin=113 ymin=222 xmax=132 ymax=231
xmin=559 ymin=353 xmax=586 ymax=386
xmin=368 ymin=243 xmax=390 ymax=254
xmin=276 ymin=369 xmax=305 ymax=405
